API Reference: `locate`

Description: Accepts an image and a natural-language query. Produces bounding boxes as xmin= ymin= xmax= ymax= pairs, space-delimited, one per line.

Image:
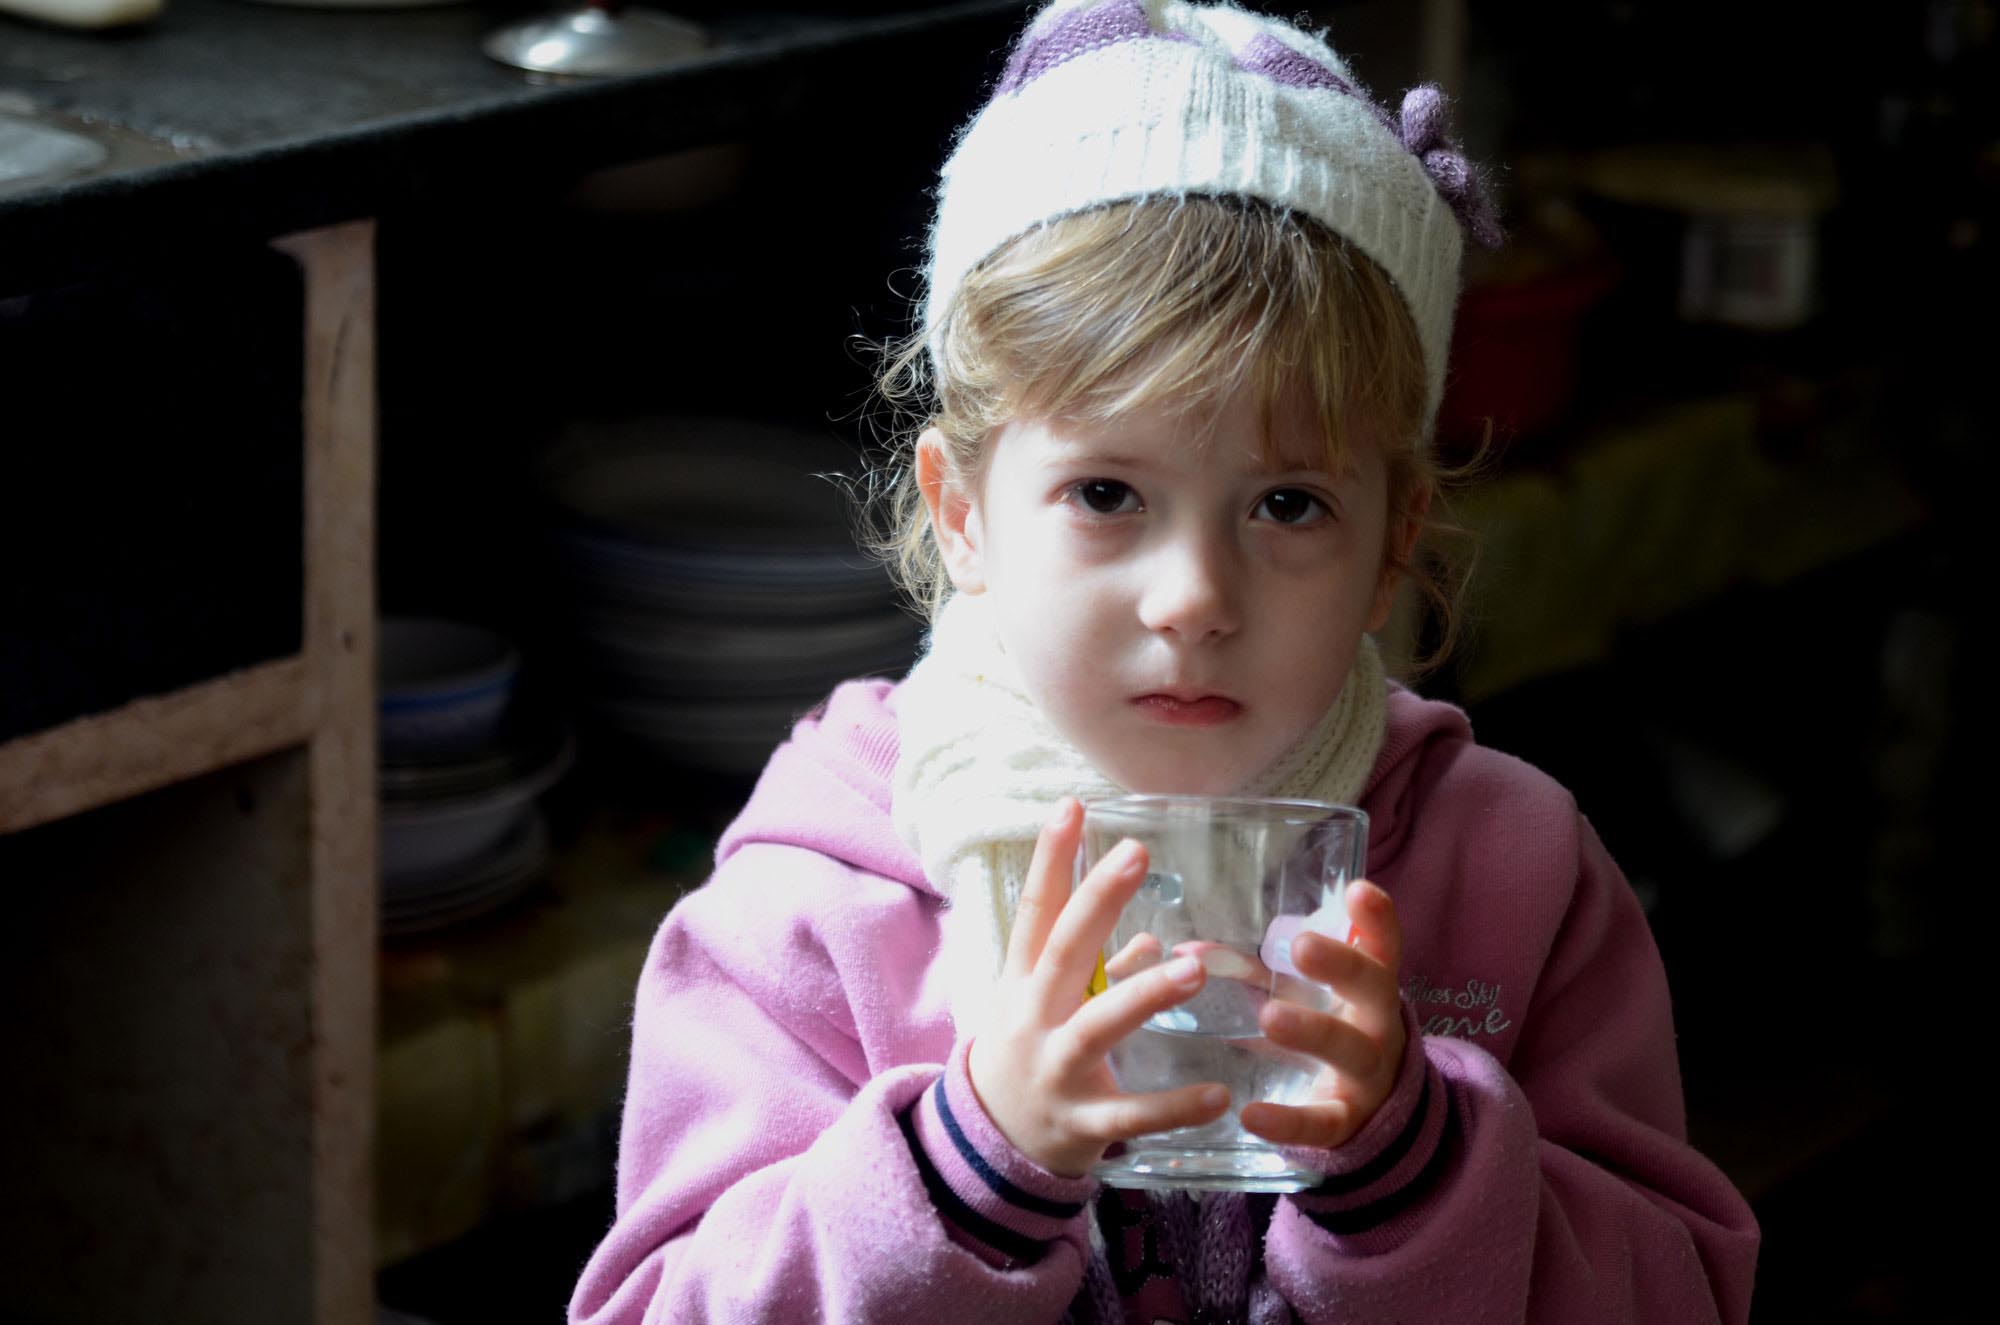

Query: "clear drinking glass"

xmin=1082 ymin=794 xmax=1368 ymax=1192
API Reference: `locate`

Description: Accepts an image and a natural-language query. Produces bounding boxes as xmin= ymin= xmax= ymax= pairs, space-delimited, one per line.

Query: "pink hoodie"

xmin=569 ymin=679 xmax=1759 ymax=1323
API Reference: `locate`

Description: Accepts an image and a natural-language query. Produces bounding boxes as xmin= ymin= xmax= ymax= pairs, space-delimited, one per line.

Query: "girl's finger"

xmin=1171 ymin=938 xmax=1268 ymax=983
xmin=1063 ymin=954 xmax=1206 ymax=1062
xmin=1272 ymin=970 xmax=1342 ymax=1013
xmin=1289 ymin=929 xmax=1399 ymax=1038
xmin=1344 ymin=880 xmax=1403 ymax=973
xmin=1069 ymin=1082 xmax=1231 ymax=1145
xmin=1004 ymin=799 xmax=1082 ymax=981
xmin=1259 ymin=997 xmax=1384 ymax=1079
xmin=1103 ymin=931 xmax=1164 ymax=981
xmin=1030 ymin=836 xmax=1149 ymax=1014
xmin=1239 ymin=1098 xmax=1354 ymax=1149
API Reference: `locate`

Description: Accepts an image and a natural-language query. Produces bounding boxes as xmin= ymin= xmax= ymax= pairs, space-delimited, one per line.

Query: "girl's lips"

xmin=1132 ymin=694 xmax=1243 ymax=727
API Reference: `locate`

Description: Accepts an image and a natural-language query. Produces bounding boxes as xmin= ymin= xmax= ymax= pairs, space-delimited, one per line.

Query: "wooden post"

xmin=280 ymin=218 xmax=379 ymax=1325
xmin=0 ymin=220 xmax=377 ymax=1323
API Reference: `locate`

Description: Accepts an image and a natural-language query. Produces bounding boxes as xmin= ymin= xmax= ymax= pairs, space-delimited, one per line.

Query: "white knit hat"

xmin=923 ymin=0 xmax=1501 ymax=440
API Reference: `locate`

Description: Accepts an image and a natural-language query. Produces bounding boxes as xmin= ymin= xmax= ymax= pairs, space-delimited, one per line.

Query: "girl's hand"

xmin=1238 ymin=879 xmax=1407 ymax=1150
xmin=965 ymin=798 xmax=1232 ymax=1177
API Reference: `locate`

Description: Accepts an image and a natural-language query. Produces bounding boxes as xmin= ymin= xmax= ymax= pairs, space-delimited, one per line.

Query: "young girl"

xmin=569 ymin=3 xmax=1760 ymax=1321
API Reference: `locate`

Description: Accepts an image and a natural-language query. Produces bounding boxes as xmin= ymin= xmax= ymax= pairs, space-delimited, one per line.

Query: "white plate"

xmin=541 ymin=422 xmax=898 ymax=616
xmin=381 ymin=718 xmax=572 ymax=804
xmin=380 ymin=729 xmax=573 ymax=884
xmin=238 ymin=0 xmax=463 ymax=9
xmin=578 ymin=604 xmax=916 ymax=664
xmin=381 ymin=818 xmax=551 ymax=938
xmin=555 ymin=523 xmax=880 ymax=586
xmin=382 ymin=810 xmax=549 ymax=909
xmin=559 ymin=549 xmax=897 ymax=620
xmin=598 ymin=692 xmax=817 ymax=735
xmin=541 ymin=416 xmax=868 ymax=553
xmin=595 ymin=694 xmax=815 ymax=775
xmin=579 ymin=607 xmax=918 ymax=697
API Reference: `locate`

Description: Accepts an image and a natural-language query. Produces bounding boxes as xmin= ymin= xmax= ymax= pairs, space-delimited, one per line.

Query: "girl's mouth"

xmin=1132 ymin=694 xmax=1243 ymax=727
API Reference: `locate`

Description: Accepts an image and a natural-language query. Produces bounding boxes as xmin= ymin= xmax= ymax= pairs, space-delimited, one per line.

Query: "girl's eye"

xmin=1255 ymin=487 xmax=1329 ymax=525
xmin=1069 ymin=479 xmax=1140 ymax=515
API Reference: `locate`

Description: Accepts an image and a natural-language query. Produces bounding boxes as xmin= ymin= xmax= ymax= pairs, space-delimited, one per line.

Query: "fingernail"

xmin=1107 ymin=839 xmax=1144 ymax=873
xmin=1198 ymin=1085 xmax=1229 ymax=1110
xmin=1265 ymin=1002 xmax=1300 ymax=1034
xmin=1047 ymin=799 xmax=1076 ymax=830
xmin=1345 ymin=923 xmax=1361 ymax=944
xmin=1165 ymin=955 xmax=1203 ymax=987
xmin=1194 ymin=945 xmax=1261 ymax=982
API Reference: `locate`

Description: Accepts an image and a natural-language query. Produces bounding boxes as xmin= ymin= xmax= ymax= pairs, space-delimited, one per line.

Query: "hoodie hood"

xmin=715 ymin=677 xmax=1476 ymax=896
xmin=716 ymin=679 xmax=932 ymax=895
xmin=1361 ymin=683 xmax=1478 ymax=871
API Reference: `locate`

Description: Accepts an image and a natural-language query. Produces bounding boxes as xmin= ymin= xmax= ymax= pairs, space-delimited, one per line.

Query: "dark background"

xmin=3 ymin=1 xmax=1992 ymax=1321
xmin=384 ymin=4 xmax=1992 ymax=1320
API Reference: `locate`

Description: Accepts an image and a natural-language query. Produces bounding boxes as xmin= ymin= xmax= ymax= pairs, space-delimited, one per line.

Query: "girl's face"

xmin=922 ymin=386 xmax=1411 ymax=794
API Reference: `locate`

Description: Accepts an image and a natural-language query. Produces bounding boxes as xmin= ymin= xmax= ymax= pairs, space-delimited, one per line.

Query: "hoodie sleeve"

xmin=566 ymin=843 xmax=1091 ymax=1325
xmin=1263 ymin=815 xmax=1760 ymax=1323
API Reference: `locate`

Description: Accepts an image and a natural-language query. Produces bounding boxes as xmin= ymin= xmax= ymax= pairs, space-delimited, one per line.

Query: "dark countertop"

xmin=0 ymin=0 xmax=1025 ymax=289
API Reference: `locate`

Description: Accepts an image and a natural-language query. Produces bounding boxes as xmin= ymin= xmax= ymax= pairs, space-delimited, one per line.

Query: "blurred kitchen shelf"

xmin=0 ymin=0 xmax=1035 ymax=294
xmin=376 ymin=806 xmax=711 ymax=1267
xmin=1445 ymin=392 xmax=1926 ymax=704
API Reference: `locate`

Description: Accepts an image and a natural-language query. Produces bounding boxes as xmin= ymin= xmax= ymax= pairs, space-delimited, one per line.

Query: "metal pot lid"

xmin=484 ymin=6 xmax=710 ymax=78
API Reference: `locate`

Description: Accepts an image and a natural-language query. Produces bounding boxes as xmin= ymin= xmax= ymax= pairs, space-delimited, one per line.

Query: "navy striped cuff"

xmin=1288 ymin=1051 xmax=1455 ymax=1238
xmin=900 ymin=1040 xmax=1097 ymax=1266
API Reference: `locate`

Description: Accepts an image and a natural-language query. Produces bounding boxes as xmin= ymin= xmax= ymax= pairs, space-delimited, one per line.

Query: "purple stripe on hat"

xmin=1234 ymin=32 xmax=1356 ymax=95
xmin=999 ymin=0 xmax=1183 ymax=94
xmin=1235 ymin=33 xmax=1397 ymax=134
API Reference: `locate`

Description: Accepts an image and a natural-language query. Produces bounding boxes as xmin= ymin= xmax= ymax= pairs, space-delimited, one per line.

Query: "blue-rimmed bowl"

xmin=378 ymin=617 xmax=521 ymax=763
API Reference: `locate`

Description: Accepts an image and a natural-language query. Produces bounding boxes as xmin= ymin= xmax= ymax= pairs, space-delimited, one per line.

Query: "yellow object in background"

xmin=1087 ymin=952 xmax=1108 ymax=998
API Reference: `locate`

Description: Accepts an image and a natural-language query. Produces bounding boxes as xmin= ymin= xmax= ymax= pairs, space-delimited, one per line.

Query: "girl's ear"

xmin=916 ymin=428 xmax=988 ymax=595
xmin=1368 ymin=481 xmax=1431 ymax=633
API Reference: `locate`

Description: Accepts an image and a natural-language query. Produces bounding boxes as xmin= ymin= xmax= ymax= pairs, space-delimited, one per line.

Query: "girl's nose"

xmin=1137 ymin=531 xmax=1241 ymax=642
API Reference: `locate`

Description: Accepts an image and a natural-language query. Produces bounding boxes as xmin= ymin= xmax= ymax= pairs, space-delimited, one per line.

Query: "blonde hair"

xmin=867 ymin=194 xmax=1475 ymax=673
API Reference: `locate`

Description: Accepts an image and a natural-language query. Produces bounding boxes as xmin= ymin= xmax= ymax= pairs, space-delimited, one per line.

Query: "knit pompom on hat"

xmin=923 ymin=0 xmax=1501 ymax=441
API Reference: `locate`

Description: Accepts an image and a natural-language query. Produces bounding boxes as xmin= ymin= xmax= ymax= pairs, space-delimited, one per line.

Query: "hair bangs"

xmin=939 ymin=196 xmax=1425 ymax=475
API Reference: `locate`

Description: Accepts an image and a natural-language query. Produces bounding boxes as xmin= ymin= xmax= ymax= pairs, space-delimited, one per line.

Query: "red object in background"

xmin=1437 ymin=260 xmax=1621 ymax=460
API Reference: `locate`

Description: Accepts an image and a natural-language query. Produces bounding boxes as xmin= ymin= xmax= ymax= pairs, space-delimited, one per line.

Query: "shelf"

xmin=0 ymin=656 xmax=311 ymax=833
xmin=1447 ymin=394 xmax=1927 ymax=703
xmin=376 ymin=809 xmax=709 ymax=1266
xmin=0 ymin=0 xmax=1031 ymax=292
xmin=0 ymin=220 xmax=378 ymax=1324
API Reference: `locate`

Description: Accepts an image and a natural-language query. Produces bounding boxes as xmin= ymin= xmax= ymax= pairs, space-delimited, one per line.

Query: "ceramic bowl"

xmin=378 ymin=617 xmax=521 ymax=763
xmin=379 ymin=727 xmax=573 ymax=885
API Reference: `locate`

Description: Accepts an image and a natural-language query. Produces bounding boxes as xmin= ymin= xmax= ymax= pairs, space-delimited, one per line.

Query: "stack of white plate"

xmin=377 ymin=617 xmax=573 ymax=937
xmin=540 ymin=417 xmax=919 ymax=776
xmin=380 ymin=806 xmax=554 ymax=938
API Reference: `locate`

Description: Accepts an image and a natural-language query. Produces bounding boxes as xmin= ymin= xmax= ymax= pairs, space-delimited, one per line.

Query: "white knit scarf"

xmin=891 ymin=593 xmax=1387 ymax=1035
